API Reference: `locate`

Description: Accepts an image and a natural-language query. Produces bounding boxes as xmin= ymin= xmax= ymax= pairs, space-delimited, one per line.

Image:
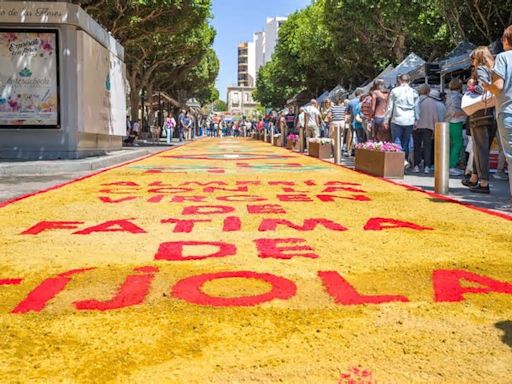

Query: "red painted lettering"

xmin=217 ymin=195 xmax=267 ymax=202
xmin=277 ymin=194 xmax=313 ymax=202
xmin=0 ymin=278 xmax=22 ymax=285
xmin=223 ymin=216 xmax=241 ymax=232
xmin=364 ymin=218 xmax=433 ymax=231
xmin=101 ymin=181 xmax=139 ymax=187
xmin=258 ymin=218 xmax=348 ymax=232
xmin=161 ymin=218 xmax=211 ymax=233
xmin=203 ymin=186 xmax=249 ymax=193
xmin=247 ymin=204 xmax=287 ymax=214
xmin=171 ymin=196 xmax=207 ymax=203
xmin=182 ymin=205 xmax=235 ymax=215
xmin=147 ymin=195 xmax=165 ymax=203
xmin=322 ymin=186 xmax=366 ymax=193
xmin=318 ymin=271 xmax=409 ymax=305
xmin=12 ymin=268 xmax=93 ymax=314
xmin=148 ymin=187 xmax=194 ymax=194
xmin=433 ymin=269 xmax=512 ymax=302
xmin=74 ymin=266 xmax=158 ymax=311
xmin=99 ymin=196 xmax=137 ymax=204
xmin=21 ymin=221 xmax=84 ymax=235
xmin=171 ymin=271 xmax=297 ymax=307
xmin=317 ymin=194 xmax=371 ymax=202
xmin=155 ymin=241 xmax=237 ymax=261
xmin=254 ymin=238 xmax=318 ymax=259
xmin=73 ymin=219 xmax=146 ymax=235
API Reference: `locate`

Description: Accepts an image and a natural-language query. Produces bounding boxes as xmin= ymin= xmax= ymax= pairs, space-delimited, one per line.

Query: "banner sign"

xmin=0 ymin=29 xmax=59 ymax=128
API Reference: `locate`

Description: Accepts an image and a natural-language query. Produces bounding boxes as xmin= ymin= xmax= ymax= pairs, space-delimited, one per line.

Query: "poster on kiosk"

xmin=0 ymin=29 xmax=60 ymax=128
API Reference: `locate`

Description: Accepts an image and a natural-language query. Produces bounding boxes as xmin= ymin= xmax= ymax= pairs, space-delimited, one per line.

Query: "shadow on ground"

xmin=495 ymin=321 xmax=512 ymax=350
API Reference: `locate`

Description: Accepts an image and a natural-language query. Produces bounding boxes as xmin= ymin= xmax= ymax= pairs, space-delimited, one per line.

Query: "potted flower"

xmin=308 ymin=138 xmax=332 ymax=159
xmin=355 ymin=141 xmax=405 ymax=178
xmin=286 ymin=134 xmax=300 ymax=151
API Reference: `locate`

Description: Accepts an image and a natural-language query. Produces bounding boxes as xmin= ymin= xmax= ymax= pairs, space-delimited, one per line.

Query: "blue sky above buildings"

xmin=212 ymin=0 xmax=311 ymax=101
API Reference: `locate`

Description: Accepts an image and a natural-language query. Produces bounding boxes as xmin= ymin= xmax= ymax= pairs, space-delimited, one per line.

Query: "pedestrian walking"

xmin=327 ymin=97 xmax=346 ymax=155
xmin=370 ymin=79 xmax=391 ymax=142
xmin=178 ymin=109 xmax=186 ymax=142
xmin=304 ymin=99 xmax=321 ymax=151
xmin=164 ymin=114 xmax=176 ymax=145
xmin=132 ymin=119 xmax=141 ymax=146
xmin=346 ymin=89 xmax=365 ymax=154
xmin=384 ymin=74 xmax=418 ymax=167
xmin=413 ymin=84 xmax=444 ymax=174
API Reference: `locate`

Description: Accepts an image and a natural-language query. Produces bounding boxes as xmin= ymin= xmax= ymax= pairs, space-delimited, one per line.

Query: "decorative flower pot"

xmin=265 ymin=135 xmax=271 ymax=143
xmin=286 ymin=140 xmax=296 ymax=150
xmin=355 ymin=148 xmax=405 ymax=178
xmin=308 ymin=142 xmax=331 ymax=159
xmin=273 ymin=136 xmax=282 ymax=146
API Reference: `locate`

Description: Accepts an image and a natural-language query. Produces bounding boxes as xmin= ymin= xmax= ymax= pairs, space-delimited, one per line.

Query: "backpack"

xmin=361 ymin=95 xmax=373 ymax=119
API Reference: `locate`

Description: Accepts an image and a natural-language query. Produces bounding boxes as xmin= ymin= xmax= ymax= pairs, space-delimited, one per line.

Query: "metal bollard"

xmin=270 ymin=126 xmax=275 ymax=145
xmin=264 ymin=127 xmax=267 ymax=143
xmin=299 ymin=127 xmax=304 ymax=153
xmin=334 ymin=123 xmax=341 ymax=164
xmin=434 ymin=122 xmax=450 ymax=195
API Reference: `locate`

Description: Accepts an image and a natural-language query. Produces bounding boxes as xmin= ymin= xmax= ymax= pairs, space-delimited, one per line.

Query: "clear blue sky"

xmin=212 ymin=0 xmax=311 ymax=101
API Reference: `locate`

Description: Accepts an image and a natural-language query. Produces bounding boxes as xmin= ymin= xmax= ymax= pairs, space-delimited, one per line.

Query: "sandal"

xmin=469 ymin=184 xmax=490 ymax=194
xmin=461 ymin=178 xmax=478 ymax=187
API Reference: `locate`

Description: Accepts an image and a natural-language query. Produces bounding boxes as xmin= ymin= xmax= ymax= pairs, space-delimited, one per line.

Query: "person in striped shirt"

xmin=328 ymin=97 xmax=347 ymax=154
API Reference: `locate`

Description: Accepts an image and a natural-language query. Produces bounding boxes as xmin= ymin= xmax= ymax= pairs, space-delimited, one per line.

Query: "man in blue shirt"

xmin=486 ymin=25 xmax=512 ymax=211
xmin=346 ymin=89 xmax=365 ymax=149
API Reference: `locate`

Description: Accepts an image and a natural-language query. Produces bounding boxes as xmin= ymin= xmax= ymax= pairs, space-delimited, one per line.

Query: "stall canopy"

xmin=316 ymin=91 xmax=330 ymax=104
xmin=327 ymin=85 xmax=349 ymax=100
xmin=439 ymin=41 xmax=476 ymax=76
xmin=379 ymin=53 xmax=425 ymax=87
xmin=286 ymin=89 xmax=315 ymax=107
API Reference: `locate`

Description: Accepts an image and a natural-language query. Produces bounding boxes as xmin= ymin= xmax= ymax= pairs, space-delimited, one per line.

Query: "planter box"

xmin=273 ymin=136 xmax=282 ymax=146
xmin=265 ymin=135 xmax=271 ymax=143
xmin=308 ymin=142 xmax=331 ymax=159
xmin=287 ymin=141 xmax=300 ymax=151
xmin=355 ymin=148 xmax=405 ymax=178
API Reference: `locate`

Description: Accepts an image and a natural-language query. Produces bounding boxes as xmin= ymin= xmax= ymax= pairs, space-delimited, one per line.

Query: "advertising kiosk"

xmin=0 ymin=1 xmax=126 ymax=159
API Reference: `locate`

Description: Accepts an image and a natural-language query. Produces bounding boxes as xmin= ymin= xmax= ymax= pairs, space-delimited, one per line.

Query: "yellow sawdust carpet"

xmin=1 ymin=138 xmax=511 ymax=383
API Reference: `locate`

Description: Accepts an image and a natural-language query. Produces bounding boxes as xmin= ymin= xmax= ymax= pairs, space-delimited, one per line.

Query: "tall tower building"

xmin=237 ymin=41 xmax=257 ymax=87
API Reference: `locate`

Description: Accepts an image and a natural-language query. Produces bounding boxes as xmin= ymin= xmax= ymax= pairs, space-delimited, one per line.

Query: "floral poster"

xmin=0 ymin=30 xmax=59 ymax=127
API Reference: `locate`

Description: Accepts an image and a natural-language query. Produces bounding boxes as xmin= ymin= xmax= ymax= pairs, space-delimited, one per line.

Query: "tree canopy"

xmin=255 ymin=0 xmax=511 ymax=109
xmin=70 ymin=0 xmax=219 ymax=117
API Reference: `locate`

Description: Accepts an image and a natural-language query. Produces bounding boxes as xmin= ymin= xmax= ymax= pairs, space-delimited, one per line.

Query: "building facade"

xmin=257 ymin=17 xmax=287 ymax=72
xmin=237 ymin=42 xmax=257 ymax=87
xmin=226 ymin=86 xmax=257 ymax=118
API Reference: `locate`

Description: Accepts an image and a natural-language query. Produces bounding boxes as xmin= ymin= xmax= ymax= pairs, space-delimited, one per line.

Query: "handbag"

xmin=461 ymin=91 xmax=496 ymax=116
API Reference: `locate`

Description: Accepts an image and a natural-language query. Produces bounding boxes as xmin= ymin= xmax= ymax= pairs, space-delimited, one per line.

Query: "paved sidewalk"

xmin=333 ymin=156 xmax=511 ymax=213
xmin=0 ymin=140 xmax=186 ymax=202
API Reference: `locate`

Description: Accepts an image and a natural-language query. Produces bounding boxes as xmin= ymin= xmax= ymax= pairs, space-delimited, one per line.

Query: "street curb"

xmin=0 ymin=147 xmax=169 ymax=176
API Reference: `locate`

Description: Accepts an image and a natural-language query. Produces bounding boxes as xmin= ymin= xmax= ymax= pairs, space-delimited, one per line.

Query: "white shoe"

xmin=424 ymin=166 xmax=431 ymax=174
xmin=449 ymin=168 xmax=464 ymax=176
xmin=404 ymin=160 xmax=410 ymax=169
xmin=412 ymin=166 xmax=420 ymax=173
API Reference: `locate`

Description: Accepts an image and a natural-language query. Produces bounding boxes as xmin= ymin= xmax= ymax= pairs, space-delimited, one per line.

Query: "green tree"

xmin=212 ymin=99 xmax=227 ymax=112
xmin=76 ymin=0 xmax=218 ymax=118
xmin=436 ymin=0 xmax=512 ymax=44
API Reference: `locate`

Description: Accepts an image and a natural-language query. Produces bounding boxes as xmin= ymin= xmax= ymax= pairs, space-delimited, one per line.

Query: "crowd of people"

xmin=122 ymin=25 xmax=512 ymax=210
